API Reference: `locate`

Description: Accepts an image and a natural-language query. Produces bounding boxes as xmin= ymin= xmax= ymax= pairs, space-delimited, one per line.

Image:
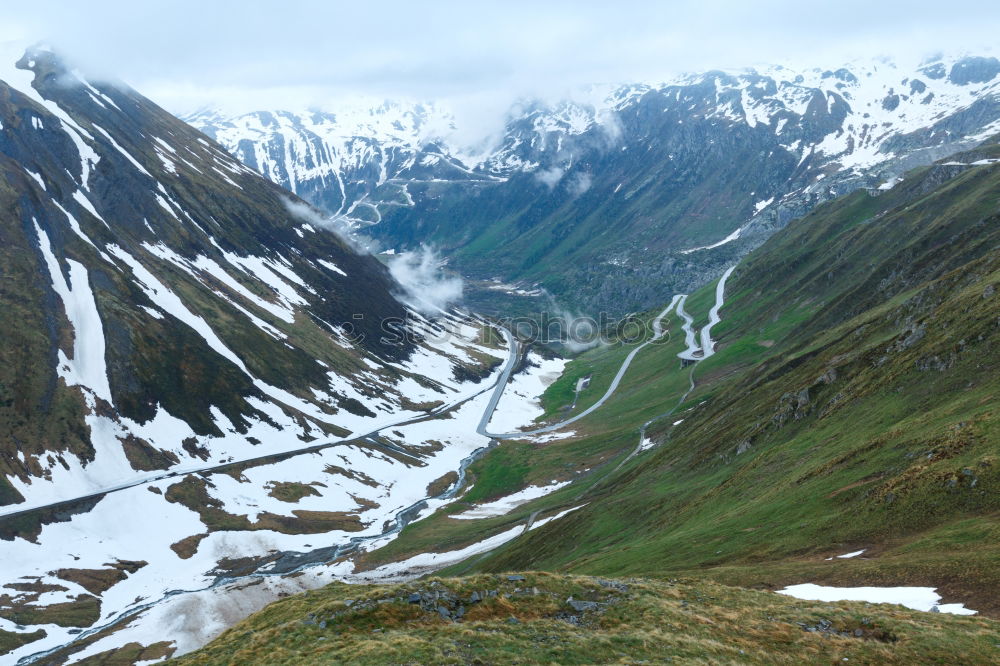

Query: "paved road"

xmin=12 ymin=275 xmax=738 ymax=665
xmin=678 ymin=266 xmax=736 ymax=360
xmin=4 ymin=266 xmax=739 ymax=521
xmin=0 ymin=335 xmax=520 ymax=522
xmin=478 ymin=295 xmax=684 ymax=439
xmin=676 ymin=294 xmax=698 ymax=359
xmin=5 ymin=266 xmax=738 ymax=522
xmin=612 ymin=265 xmax=737 ymax=472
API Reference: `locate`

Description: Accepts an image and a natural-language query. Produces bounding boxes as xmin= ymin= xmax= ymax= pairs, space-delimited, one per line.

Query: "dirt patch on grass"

xmin=75 ymin=640 xmax=176 ymax=665
xmin=255 ymin=510 xmax=365 ymax=535
xmin=166 ymin=476 xmax=365 ymax=535
xmin=828 ymin=472 xmax=885 ymax=497
xmin=0 ymin=577 xmax=104 ymax=629
xmin=399 ymin=397 xmax=445 ymax=412
xmin=54 ymin=560 xmax=147 ymax=596
xmin=266 ymin=481 xmax=322 ymax=503
xmin=323 ymin=464 xmax=379 ymax=488
xmin=0 ymin=593 xmax=101 ymax=628
xmin=54 ymin=568 xmax=123 ymax=596
xmin=350 ymin=494 xmax=380 ymax=511
xmin=425 ymin=471 xmax=458 ymax=498
xmin=0 ymin=627 xmax=46 ymax=655
xmin=120 ymin=434 xmax=180 ymax=472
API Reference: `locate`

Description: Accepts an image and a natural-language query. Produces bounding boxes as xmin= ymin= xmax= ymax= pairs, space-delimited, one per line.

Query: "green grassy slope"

xmin=458 ymin=141 xmax=1000 ymax=615
xmin=174 ymin=573 xmax=1000 ymax=665
xmin=183 ymin=141 xmax=1000 ymax=664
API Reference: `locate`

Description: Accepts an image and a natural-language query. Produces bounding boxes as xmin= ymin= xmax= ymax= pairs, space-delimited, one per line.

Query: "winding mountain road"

xmin=14 ymin=267 xmax=738 ymax=666
xmin=479 ymin=264 xmax=736 ymax=485
xmin=0 ymin=339 xmax=518 ymax=522
xmin=613 ymin=265 xmax=737 ymax=472
xmin=5 ymin=266 xmax=737 ymax=525
xmin=678 ymin=265 xmax=736 ymax=361
xmin=477 ymin=294 xmax=684 ymax=439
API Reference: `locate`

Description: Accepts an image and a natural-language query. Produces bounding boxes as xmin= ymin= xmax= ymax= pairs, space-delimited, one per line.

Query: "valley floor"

xmin=0 ymin=277 xmax=729 ymax=664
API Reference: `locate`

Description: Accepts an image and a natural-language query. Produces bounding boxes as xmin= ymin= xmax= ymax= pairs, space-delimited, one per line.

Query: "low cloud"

xmin=285 ymin=199 xmax=461 ymax=315
xmin=542 ymin=294 xmax=604 ymax=353
xmin=598 ymin=109 xmax=624 ymax=146
xmin=283 ymin=198 xmax=379 ymax=254
xmin=2 ymin=2 xmax=998 ymax=121
xmin=568 ymin=171 xmax=592 ymax=197
xmin=534 ymin=166 xmax=565 ymax=189
xmin=535 ymin=168 xmax=591 ymax=196
xmin=388 ymin=245 xmax=464 ymax=315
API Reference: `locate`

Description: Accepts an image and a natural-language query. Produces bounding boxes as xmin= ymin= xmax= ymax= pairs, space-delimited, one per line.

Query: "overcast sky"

xmin=2 ymin=0 xmax=999 ymax=117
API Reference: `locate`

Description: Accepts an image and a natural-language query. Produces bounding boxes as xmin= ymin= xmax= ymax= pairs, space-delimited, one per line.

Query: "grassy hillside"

xmin=452 ymin=140 xmax=1000 ymax=614
xmin=174 ymin=573 xmax=1000 ymax=665
xmin=350 ymin=139 xmax=1000 ymax=608
xmin=183 ymin=141 xmax=1000 ymax=663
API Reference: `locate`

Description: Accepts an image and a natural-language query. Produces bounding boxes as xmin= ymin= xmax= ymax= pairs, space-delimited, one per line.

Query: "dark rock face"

xmin=948 ymin=57 xmax=1000 ymax=86
xmin=920 ymin=62 xmax=947 ymax=79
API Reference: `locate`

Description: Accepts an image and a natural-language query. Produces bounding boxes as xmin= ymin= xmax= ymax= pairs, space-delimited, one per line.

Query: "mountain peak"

xmin=12 ymin=43 xmax=87 ymax=93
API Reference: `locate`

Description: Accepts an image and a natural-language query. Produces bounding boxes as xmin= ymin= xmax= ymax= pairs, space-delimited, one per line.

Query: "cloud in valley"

xmin=388 ymin=245 xmax=464 ymax=315
xmin=535 ymin=167 xmax=566 ymax=189
xmin=568 ymin=172 xmax=593 ymax=197
xmin=283 ymin=199 xmax=380 ymax=254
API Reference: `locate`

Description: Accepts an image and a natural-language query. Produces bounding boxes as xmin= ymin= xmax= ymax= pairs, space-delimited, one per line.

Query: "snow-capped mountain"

xmin=191 ymin=53 xmax=1000 ymax=196
xmin=185 ymin=102 xmax=502 ymax=228
xmin=193 ymin=54 xmax=1000 ymax=312
xmin=484 ymin=55 xmax=1000 ymax=178
xmin=0 ymin=47 xmax=510 ymax=663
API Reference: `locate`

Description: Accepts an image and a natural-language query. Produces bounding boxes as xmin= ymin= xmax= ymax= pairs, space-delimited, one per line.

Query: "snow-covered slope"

xmin=185 ymin=102 xmax=502 ymax=228
xmin=191 ymin=54 xmax=1000 ymax=313
xmin=382 ymin=54 xmax=1000 ymax=312
xmin=0 ymin=47 xmax=513 ymax=663
xmin=194 ymin=54 xmax=1000 ymax=206
xmin=476 ymin=54 xmax=1000 ymax=207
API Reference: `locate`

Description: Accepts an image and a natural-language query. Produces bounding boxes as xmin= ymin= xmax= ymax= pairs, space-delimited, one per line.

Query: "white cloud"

xmin=2 ymin=1 xmax=998 ymax=157
xmin=388 ymin=245 xmax=464 ymax=315
xmin=2 ymin=1 xmax=998 ymax=118
xmin=535 ymin=166 xmax=565 ymax=189
xmin=282 ymin=198 xmax=379 ymax=254
xmin=568 ymin=172 xmax=593 ymax=197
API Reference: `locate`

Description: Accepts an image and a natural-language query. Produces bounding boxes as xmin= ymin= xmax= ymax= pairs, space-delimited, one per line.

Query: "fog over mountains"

xmin=191 ymin=54 xmax=1000 ymax=312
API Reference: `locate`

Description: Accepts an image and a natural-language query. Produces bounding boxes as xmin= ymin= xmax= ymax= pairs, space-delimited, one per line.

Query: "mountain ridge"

xmin=3 ymin=43 xmax=1000 ymax=665
xmin=0 ymin=47 xmax=515 ymax=663
xmin=191 ymin=53 xmax=1000 ymax=314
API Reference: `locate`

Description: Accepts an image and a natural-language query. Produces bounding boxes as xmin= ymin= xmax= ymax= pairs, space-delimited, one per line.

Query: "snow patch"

xmin=778 ymin=583 xmax=976 ymax=615
xmin=35 ymin=222 xmax=112 ymax=402
xmin=450 ymin=480 xmax=570 ymax=519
